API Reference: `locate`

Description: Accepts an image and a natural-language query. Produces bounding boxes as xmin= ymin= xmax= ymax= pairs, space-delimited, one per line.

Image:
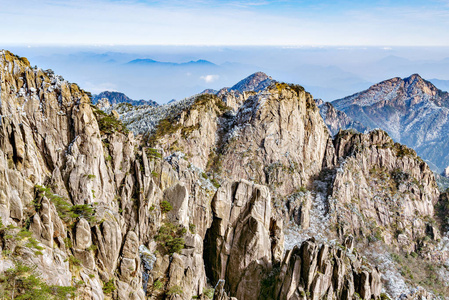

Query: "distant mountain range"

xmin=127 ymin=58 xmax=216 ymax=67
xmin=320 ymin=74 xmax=449 ymax=173
xmin=430 ymin=78 xmax=449 ymax=92
xmin=92 ymin=91 xmax=159 ymax=106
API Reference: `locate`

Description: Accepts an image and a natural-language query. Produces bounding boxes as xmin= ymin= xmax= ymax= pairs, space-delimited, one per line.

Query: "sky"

xmin=1 ymin=0 xmax=449 ymax=46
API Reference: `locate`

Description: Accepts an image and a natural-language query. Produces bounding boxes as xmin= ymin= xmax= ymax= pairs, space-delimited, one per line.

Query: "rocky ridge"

xmin=0 ymin=52 xmax=448 ymax=300
xmin=92 ymin=91 xmax=159 ymax=107
xmin=330 ymin=74 xmax=449 ymax=173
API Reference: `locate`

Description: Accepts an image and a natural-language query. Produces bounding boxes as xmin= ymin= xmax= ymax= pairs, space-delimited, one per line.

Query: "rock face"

xmin=328 ymin=130 xmax=440 ymax=253
xmin=317 ymin=101 xmax=368 ymax=136
xmin=274 ymin=238 xmax=382 ymax=300
xmin=1 ymin=51 xmax=448 ymax=300
xmin=331 ymin=74 xmax=449 ymax=172
xmin=217 ymin=84 xmax=332 ymax=198
xmin=204 ymin=179 xmax=277 ymax=300
xmin=444 ymin=166 xmax=449 ymax=178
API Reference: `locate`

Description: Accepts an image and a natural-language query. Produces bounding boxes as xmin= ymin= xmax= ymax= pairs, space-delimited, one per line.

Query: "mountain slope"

xmin=92 ymin=90 xmax=159 ymax=106
xmin=317 ymin=101 xmax=369 ymax=135
xmin=229 ymin=71 xmax=273 ymax=92
xmin=332 ymin=74 xmax=449 ymax=172
xmin=1 ymin=51 xmax=448 ymax=299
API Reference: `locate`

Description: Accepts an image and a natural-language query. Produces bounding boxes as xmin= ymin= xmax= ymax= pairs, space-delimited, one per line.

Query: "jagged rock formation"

xmin=92 ymin=91 xmax=159 ymax=107
xmin=328 ymin=130 xmax=441 ymax=254
xmin=317 ymin=101 xmax=368 ymax=136
xmin=274 ymin=238 xmax=382 ymax=300
xmin=0 ymin=52 xmax=448 ymax=300
xmin=204 ymin=179 xmax=279 ymax=299
xmin=331 ymin=74 xmax=449 ymax=173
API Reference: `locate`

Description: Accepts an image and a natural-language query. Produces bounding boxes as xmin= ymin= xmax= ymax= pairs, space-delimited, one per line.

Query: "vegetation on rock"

xmin=0 ymin=261 xmax=76 ymax=299
xmin=155 ymin=222 xmax=186 ymax=255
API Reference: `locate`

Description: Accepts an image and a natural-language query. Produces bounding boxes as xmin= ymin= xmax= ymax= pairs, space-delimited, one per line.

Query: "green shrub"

xmin=155 ymin=223 xmax=186 ymax=255
xmin=146 ymin=148 xmax=162 ymax=159
xmin=0 ymin=261 xmax=76 ymax=299
xmin=147 ymin=118 xmax=181 ymax=146
xmin=64 ymin=237 xmax=73 ymax=248
xmin=160 ymin=201 xmax=173 ymax=213
xmin=380 ymin=293 xmax=391 ymax=300
xmin=167 ymin=285 xmax=183 ymax=296
xmin=210 ymin=178 xmax=221 ymax=188
xmin=102 ymin=279 xmax=116 ymax=294
xmin=181 ymin=124 xmax=200 ymax=138
xmin=203 ymin=287 xmax=214 ymax=299
xmin=35 ymin=185 xmax=96 ymax=223
xmin=189 ymin=223 xmax=196 ymax=234
xmin=93 ymin=108 xmax=129 ymax=135
xmin=86 ymin=244 xmax=98 ymax=251
xmin=153 ymin=279 xmax=164 ymax=290
xmin=68 ymin=255 xmax=81 ymax=267
xmin=70 ymin=204 xmax=96 ymax=223
xmin=298 ymin=186 xmax=307 ymax=193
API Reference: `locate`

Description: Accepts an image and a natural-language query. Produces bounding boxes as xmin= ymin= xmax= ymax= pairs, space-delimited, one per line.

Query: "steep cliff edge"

xmin=0 ymin=53 xmax=448 ymax=300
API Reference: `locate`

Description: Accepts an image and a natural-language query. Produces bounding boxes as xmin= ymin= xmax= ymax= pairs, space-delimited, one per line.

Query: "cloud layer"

xmin=1 ymin=0 xmax=448 ymax=46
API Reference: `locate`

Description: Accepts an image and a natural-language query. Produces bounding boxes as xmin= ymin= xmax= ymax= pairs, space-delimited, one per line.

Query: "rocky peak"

xmin=229 ymin=72 xmax=273 ymax=93
xmin=331 ymin=74 xmax=449 ymax=173
xmin=333 ymin=73 xmax=449 ymax=110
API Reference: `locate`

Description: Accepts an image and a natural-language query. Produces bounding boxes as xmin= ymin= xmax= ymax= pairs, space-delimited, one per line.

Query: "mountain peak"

xmin=92 ymin=90 xmax=159 ymax=106
xmin=230 ymin=72 xmax=273 ymax=93
xmin=406 ymin=73 xmax=423 ymax=80
xmin=403 ymin=73 xmax=428 ymax=86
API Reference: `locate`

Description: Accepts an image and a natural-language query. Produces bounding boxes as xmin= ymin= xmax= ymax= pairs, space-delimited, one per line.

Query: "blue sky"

xmin=1 ymin=0 xmax=449 ymax=45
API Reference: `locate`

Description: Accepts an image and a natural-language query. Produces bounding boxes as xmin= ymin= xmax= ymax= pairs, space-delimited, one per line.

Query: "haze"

xmin=2 ymin=0 xmax=449 ymax=103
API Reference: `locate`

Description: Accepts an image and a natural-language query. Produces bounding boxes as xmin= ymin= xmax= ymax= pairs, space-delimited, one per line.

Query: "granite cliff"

xmin=0 ymin=52 xmax=448 ymax=300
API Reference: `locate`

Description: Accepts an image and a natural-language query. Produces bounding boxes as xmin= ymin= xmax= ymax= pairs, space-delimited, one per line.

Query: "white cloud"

xmin=81 ymin=81 xmax=117 ymax=94
xmin=0 ymin=0 xmax=448 ymax=46
xmin=200 ymin=74 xmax=220 ymax=83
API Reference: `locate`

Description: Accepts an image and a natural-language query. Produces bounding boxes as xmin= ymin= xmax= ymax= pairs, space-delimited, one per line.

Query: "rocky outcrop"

xmin=332 ymin=74 xmax=449 ymax=173
xmin=217 ymin=83 xmax=332 ymax=198
xmin=328 ymin=129 xmax=440 ymax=254
xmin=204 ymin=179 xmax=281 ymax=299
xmin=274 ymin=238 xmax=381 ymax=300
